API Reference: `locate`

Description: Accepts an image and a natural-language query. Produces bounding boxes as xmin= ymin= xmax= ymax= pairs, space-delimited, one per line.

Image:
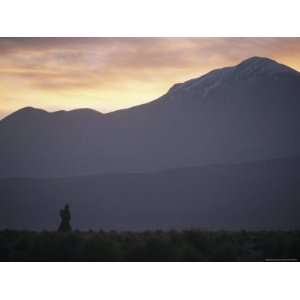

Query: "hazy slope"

xmin=1 ymin=157 xmax=300 ymax=230
xmin=1 ymin=57 xmax=300 ymax=177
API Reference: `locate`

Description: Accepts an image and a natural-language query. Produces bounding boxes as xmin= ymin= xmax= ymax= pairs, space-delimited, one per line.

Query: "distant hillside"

xmin=1 ymin=57 xmax=300 ymax=177
xmin=1 ymin=156 xmax=300 ymax=230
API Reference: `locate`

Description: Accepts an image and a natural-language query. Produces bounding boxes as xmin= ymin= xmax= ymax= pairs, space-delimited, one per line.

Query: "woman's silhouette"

xmin=58 ymin=204 xmax=72 ymax=232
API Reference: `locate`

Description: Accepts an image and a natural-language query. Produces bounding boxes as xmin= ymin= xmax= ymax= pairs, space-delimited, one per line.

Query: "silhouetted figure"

xmin=58 ymin=204 xmax=72 ymax=232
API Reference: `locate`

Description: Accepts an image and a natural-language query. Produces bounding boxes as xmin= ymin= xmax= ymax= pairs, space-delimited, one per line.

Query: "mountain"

xmin=1 ymin=157 xmax=300 ymax=230
xmin=1 ymin=56 xmax=300 ymax=177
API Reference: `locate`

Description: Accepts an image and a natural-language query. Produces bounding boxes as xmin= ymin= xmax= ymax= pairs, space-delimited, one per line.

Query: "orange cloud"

xmin=1 ymin=38 xmax=300 ymax=118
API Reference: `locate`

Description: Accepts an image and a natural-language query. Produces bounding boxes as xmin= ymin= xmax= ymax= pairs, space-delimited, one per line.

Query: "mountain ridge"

xmin=1 ymin=56 xmax=300 ymax=177
xmin=1 ymin=156 xmax=299 ymax=230
xmin=1 ymin=106 xmax=103 ymax=123
xmin=3 ymin=56 xmax=299 ymax=122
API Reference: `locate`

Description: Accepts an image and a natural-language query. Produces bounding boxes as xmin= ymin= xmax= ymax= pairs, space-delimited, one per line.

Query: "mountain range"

xmin=1 ymin=56 xmax=300 ymax=178
xmin=1 ymin=56 xmax=300 ymax=230
xmin=1 ymin=156 xmax=299 ymax=230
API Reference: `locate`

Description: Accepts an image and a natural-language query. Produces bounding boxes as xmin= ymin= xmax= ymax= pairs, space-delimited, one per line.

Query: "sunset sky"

xmin=1 ymin=37 xmax=300 ymax=118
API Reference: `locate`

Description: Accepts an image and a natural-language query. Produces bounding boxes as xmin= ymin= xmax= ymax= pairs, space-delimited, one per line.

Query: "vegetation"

xmin=0 ymin=229 xmax=299 ymax=261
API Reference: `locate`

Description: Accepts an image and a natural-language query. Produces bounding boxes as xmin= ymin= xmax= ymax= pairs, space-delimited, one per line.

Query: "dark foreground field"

xmin=1 ymin=230 xmax=300 ymax=261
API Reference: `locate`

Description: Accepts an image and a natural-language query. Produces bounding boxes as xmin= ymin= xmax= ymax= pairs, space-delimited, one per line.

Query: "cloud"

xmin=1 ymin=38 xmax=300 ymax=90
xmin=1 ymin=37 xmax=300 ymax=117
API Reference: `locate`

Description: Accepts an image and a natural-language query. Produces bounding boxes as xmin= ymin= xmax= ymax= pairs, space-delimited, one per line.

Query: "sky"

xmin=1 ymin=37 xmax=300 ymax=118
